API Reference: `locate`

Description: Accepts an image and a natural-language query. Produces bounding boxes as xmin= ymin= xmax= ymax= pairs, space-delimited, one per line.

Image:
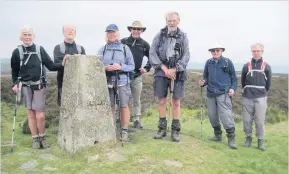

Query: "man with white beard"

xmin=53 ymin=24 xmax=86 ymax=106
xmin=149 ymin=11 xmax=190 ymax=142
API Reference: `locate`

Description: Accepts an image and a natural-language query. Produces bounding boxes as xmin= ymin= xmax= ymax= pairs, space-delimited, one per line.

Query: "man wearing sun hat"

xmin=121 ymin=21 xmax=151 ymax=129
xmin=199 ymin=41 xmax=238 ymax=149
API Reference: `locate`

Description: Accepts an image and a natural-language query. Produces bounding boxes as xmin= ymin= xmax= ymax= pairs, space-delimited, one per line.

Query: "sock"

xmin=39 ymin=134 xmax=45 ymax=137
xmin=160 ymin=117 xmax=166 ymax=121
xmin=32 ymin=135 xmax=39 ymax=139
xmin=133 ymin=115 xmax=140 ymax=122
xmin=172 ymin=119 xmax=179 ymax=123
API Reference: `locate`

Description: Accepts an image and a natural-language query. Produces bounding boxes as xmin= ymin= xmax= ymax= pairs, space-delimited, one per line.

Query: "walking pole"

xmin=115 ymin=71 xmax=123 ymax=147
xmin=11 ymin=93 xmax=18 ymax=152
xmin=200 ymin=86 xmax=203 ymax=138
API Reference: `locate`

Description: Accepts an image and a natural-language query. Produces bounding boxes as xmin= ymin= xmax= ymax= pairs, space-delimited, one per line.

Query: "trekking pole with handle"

xmin=200 ymin=86 xmax=203 ymax=138
xmin=11 ymin=85 xmax=20 ymax=152
xmin=115 ymin=70 xmax=123 ymax=147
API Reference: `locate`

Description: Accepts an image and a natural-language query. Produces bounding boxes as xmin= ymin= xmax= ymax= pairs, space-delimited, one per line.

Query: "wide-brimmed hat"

xmin=127 ymin=21 xmax=146 ymax=32
xmin=208 ymin=41 xmax=225 ymax=51
xmin=105 ymin=24 xmax=119 ymax=32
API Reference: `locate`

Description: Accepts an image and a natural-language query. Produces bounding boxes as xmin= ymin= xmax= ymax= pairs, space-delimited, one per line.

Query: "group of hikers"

xmin=10 ymin=11 xmax=271 ymax=151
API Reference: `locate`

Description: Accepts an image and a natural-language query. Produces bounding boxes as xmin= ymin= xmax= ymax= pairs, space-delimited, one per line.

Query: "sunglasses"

xmin=132 ymin=28 xmax=142 ymax=31
xmin=210 ymin=49 xmax=222 ymax=53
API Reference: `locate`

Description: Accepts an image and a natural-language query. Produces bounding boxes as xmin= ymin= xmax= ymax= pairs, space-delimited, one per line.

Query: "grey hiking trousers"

xmin=242 ymin=97 xmax=267 ymax=139
xmin=130 ymin=75 xmax=142 ymax=118
xmin=206 ymin=94 xmax=235 ymax=130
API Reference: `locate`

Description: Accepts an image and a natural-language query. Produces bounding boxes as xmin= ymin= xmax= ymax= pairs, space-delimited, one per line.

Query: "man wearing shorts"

xmin=149 ymin=11 xmax=190 ymax=142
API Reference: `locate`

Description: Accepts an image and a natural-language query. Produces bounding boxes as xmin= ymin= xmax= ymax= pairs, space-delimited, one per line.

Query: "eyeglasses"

xmin=252 ymin=50 xmax=262 ymax=53
xmin=132 ymin=28 xmax=142 ymax=31
xmin=210 ymin=49 xmax=221 ymax=53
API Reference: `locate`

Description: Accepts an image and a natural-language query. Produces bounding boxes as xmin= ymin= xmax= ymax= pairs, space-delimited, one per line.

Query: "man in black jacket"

xmin=11 ymin=25 xmax=68 ymax=149
xmin=53 ymin=24 xmax=86 ymax=106
xmin=241 ymin=43 xmax=272 ymax=151
xmin=121 ymin=21 xmax=151 ymax=129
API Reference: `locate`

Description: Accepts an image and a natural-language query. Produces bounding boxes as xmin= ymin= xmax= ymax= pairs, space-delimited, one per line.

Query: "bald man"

xmin=53 ymin=24 xmax=86 ymax=106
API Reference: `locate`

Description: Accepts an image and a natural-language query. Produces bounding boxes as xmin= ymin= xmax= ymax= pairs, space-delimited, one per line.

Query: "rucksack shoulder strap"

xmin=247 ymin=60 xmax=252 ymax=71
xmin=59 ymin=42 xmax=66 ymax=54
xmin=35 ymin=45 xmax=42 ymax=62
xmin=122 ymin=44 xmax=127 ymax=58
xmin=102 ymin=44 xmax=108 ymax=56
xmin=17 ymin=45 xmax=24 ymax=62
xmin=261 ymin=60 xmax=267 ymax=72
xmin=76 ymin=44 xmax=82 ymax=54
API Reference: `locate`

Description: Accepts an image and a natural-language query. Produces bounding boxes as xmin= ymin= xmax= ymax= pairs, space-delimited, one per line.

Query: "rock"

xmin=43 ymin=166 xmax=57 ymax=171
xmin=20 ymin=160 xmax=37 ymax=169
xmin=105 ymin=150 xmax=126 ymax=162
xmin=18 ymin=151 xmax=31 ymax=156
xmin=137 ymin=158 xmax=153 ymax=164
xmin=57 ymin=55 xmax=116 ymax=154
xmin=39 ymin=153 xmax=57 ymax=160
xmin=164 ymin=160 xmax=183 ymax=168
xmin=87 ymin=154 xmax=99 ymax=162
xmin=122 ymin=149 xmax=137 ymax=155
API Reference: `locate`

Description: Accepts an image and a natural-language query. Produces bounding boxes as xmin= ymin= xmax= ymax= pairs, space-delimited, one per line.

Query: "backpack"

xmin=59 ymin=42 xmax=82 ymax=54
xmin=102 ymin=44 xmax=126 ymax=58
xmin=17 ymin=44 xmax=46 ymax=85
xmin=247 ymin=60 xmax=267 ymax=80
xmin=102 ymin=43 xmax=134 ymax=80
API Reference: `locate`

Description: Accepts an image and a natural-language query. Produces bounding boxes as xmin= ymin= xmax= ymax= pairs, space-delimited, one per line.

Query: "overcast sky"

xmin=0 ymin=1 xmax=288 ymax=69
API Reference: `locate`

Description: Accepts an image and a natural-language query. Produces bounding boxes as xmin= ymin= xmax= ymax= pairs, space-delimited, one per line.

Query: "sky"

xmin=0 ymin=1 xmax=288 ymax=71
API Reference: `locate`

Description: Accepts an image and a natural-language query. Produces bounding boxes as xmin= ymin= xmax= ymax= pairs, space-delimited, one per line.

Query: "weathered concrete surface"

xmin=57 ymin=55 xmax=116 ymax=154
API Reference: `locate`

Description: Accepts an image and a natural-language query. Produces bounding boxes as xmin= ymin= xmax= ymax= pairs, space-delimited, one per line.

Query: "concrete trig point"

xmin=57 ymin=55 xmax=116 ymax=154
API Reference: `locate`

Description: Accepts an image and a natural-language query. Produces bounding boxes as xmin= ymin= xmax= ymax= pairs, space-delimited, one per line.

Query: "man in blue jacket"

xmin=199 ymin=42 xmax=238 ymax=149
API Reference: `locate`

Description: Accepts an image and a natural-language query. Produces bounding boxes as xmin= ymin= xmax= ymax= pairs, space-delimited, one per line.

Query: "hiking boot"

xmin=171 ymin=119 xmax=181 ymax=142
xmin=120 ymin=130 xmax=129 ymax=142
xmin=32 ymin=137 xmax=41 ymax=149
xmin=153 ymin=119 xmax=167 ymax=139
xmin=209 ymin=135 xmax=222 ymax=141
xmin=209 ymin=126 xmax=222 ymax=141
xmin=226 ymin=127 xmax=237 ymax=149
xmin=244 ymin=136 xmax=252 ymax=147
xmin=258 ymin=139 xmax=265 ymax=151
xmin=133 ymin=120 xmax=143 ymax=129
xmin=227 ymin=136 xmax=238 ymax=149
xmin=39 ymin=136 xmax=50 ymax=149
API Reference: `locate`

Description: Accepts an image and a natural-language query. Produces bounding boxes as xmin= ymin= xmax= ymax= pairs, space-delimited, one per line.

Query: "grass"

xmin=1 ymin=102 xmax=288 ymax=174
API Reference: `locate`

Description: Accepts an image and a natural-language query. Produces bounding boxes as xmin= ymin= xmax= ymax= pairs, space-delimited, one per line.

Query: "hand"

xmin=105 ymin=65 xmax=113 ymax=71
xmin=111 ymin=64 xmax=121 ymax=70
xmin=161 ymin=65 xmax=169 ymax=76
xmin=167 ymin=68 xmax=176 ymax=79
xmin=199 ymin=79 xmax=205 ymax=86
xmin=62 ymin=54 xmax=70 ymax=66
xmin=139 ymin=67 xmax=147 ymax=74
xmin=228 ymin=89 xmax=235 ymax=96
xmin=12 ymin=85 xmax=19 ymax=93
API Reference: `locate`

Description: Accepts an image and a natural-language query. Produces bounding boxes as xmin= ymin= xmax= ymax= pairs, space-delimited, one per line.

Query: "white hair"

xmin=251 ymin=43 xmax=264 ymax=51
xmin=165 ymin=11 xmax=180 ymax=21
xmin=19 ymin=25 xmax=35 ymax=41
xmin=62 ymin=24 xmax=76 ymax=33
xmin=105 ymin=31 xmax=120 ymax=43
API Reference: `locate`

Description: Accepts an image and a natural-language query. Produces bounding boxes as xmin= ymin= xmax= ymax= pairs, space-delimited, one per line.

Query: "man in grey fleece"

xmin=241 ymin=43 xmax=272 ymax=151
xmin=149 ymin=11 xmax=190 ymax=142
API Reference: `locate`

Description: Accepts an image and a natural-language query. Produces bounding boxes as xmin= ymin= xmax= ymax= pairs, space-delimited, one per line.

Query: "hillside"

xmin=1 ymin=70 xmax=288 ymax=173
xmin=1 ymin=71 xmax=288 ymax=126
xmin=1 ymin=103 xmax=288 ymax=174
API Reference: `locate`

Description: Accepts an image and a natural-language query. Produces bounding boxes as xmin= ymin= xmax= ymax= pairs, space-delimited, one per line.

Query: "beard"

xmin=168 ymin=26 xmax=177 ymax=32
